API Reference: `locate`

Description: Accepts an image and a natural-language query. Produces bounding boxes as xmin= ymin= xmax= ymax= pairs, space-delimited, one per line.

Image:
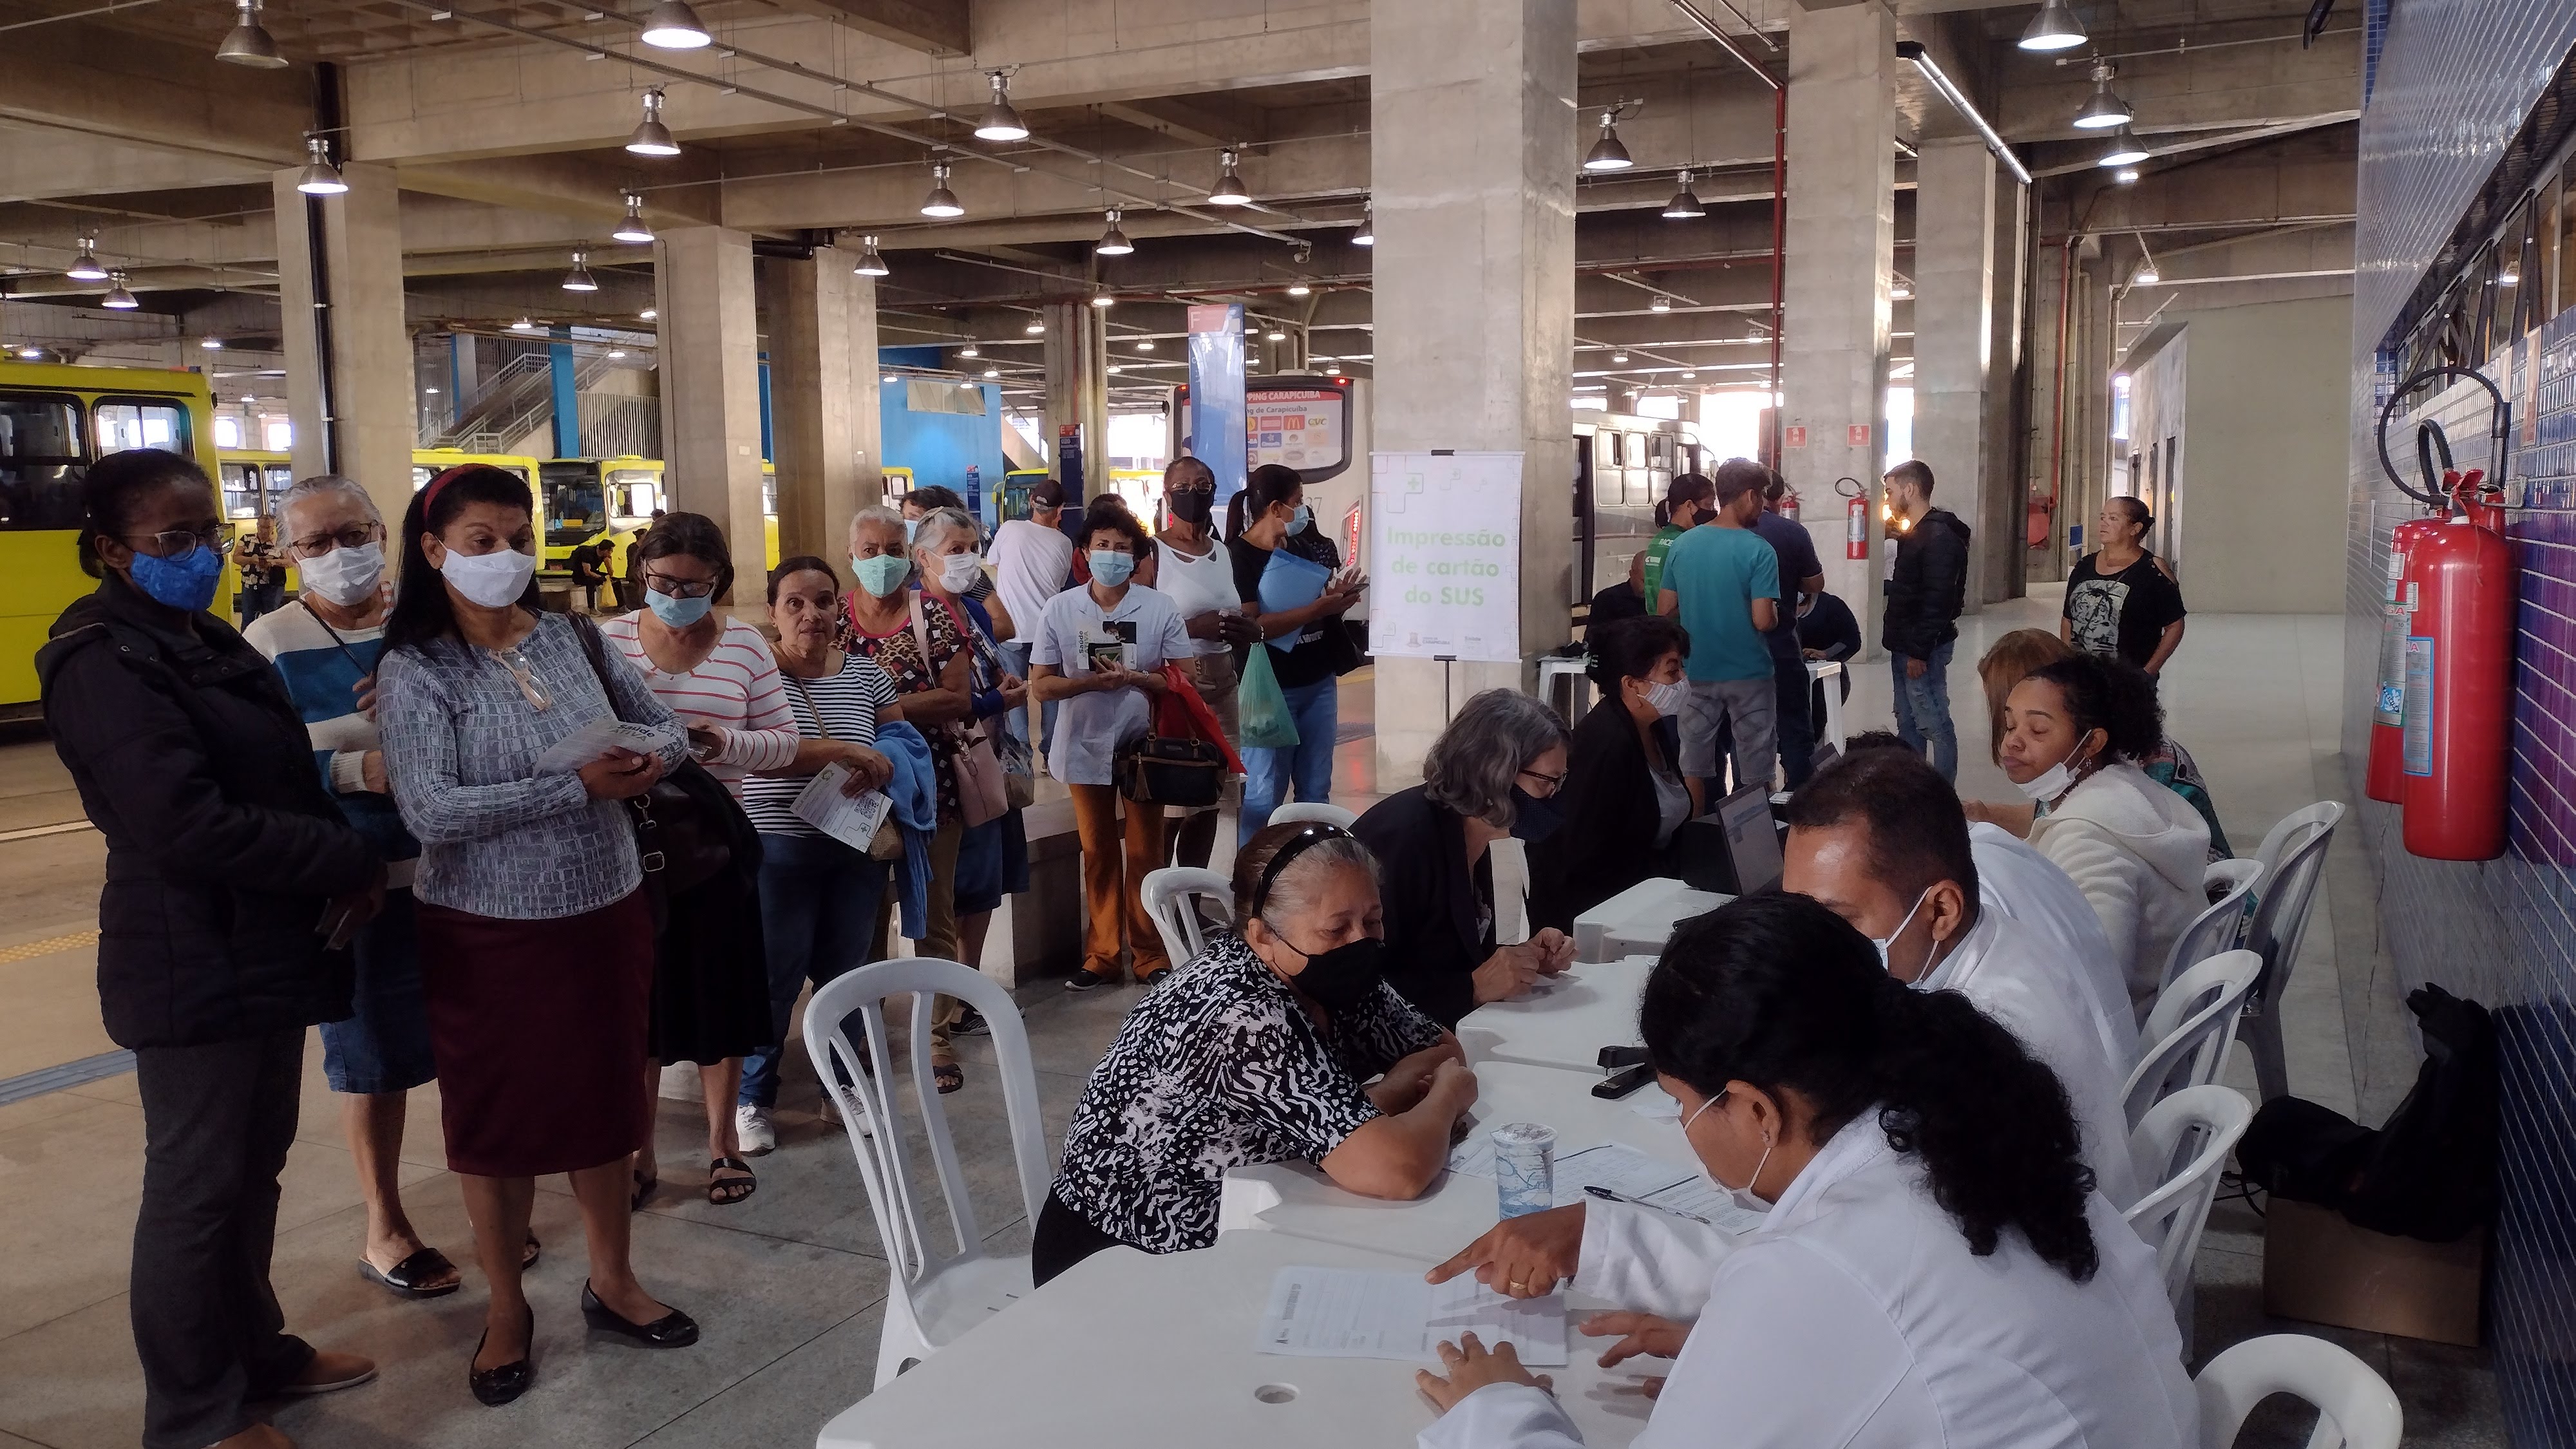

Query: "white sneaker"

xmin=818 ymin=1089 xmax=872 ymax=1138
xmin=736 ymin=1104 xmax=775 ymax=1156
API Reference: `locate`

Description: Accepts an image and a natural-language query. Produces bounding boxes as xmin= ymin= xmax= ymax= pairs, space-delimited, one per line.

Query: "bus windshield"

xmin=0 ymin=393 xmax=85 ymax=530
xmin=541 ymin=461 xmax=605 ymax=546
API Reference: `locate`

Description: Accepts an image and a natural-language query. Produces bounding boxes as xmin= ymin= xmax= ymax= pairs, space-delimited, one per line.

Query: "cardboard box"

xmin=2262 ymin=1197 xmax=2485 ymax=1347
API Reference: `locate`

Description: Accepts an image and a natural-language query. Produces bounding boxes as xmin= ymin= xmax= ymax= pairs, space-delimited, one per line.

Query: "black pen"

xmin=1583 ymin=1184 xmax=1710 ymax=1226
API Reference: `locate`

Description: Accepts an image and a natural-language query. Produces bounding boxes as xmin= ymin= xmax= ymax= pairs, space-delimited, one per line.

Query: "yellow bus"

xmin=0 ymin=361 xmax=219 ymax=715
xmin=547 ymin=458 xmax=793 ymax=585
xmin=216 ymin=448 xmax=294 ymax=524
xmin=410 ymin=449 xmax=540 ymax=497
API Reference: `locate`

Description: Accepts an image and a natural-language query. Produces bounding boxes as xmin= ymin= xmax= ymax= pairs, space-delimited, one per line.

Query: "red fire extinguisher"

xmin=1779 ymin=488 xmax=1801 ymax=522
xmin=1836 ymin=477 xmax=1866 ymax=560
xmin=2366 ymin=489 xmax=2449 ymax=804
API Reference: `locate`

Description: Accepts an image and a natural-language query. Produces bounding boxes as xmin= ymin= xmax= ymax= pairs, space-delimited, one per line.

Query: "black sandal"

xmin=358 ymin=1246 xmax=462 ymax=1300
xmin=631 ymin=1166 xmax=658 ymax=1213
xmin=708 ymin=1156 xmax=757 ymax=1206
xmin=932 ymin=1061 xmax=964 ymax=1095
xmin=522 ymin=1233 xmax=542 ymax=1270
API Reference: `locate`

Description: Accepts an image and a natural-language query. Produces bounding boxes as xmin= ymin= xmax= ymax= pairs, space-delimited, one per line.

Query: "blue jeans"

xmin=1891 ymin=637 xmax=1959 ymax=783
xmin=998 ymin=641 xmax=1057 ymax=759
xmin=1240 ymin=675 xmax=1338 ymax=844
xmin=742 ymin=831 xmax=891 ymax=1109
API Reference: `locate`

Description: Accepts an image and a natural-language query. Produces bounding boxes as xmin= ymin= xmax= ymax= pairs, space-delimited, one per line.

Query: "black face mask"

xmin=1276 ymin=931 xmax=1388 ymax=1010
xmin=1168 ymin=489 xmax=1214 ymax=524
xmin=1510 ymin=786 xmax=1565 ymax=843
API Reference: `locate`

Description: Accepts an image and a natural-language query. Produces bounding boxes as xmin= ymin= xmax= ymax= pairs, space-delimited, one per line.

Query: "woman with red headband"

xmin=375 ymin=465 xmax=702 ymax=1406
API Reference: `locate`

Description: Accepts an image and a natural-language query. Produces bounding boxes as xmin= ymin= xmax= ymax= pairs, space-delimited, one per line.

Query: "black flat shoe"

xmin=581 ymin=1280 xmax=699 ymax=1348
xmin=469 ymin=1305 xmax=535 ymax=1406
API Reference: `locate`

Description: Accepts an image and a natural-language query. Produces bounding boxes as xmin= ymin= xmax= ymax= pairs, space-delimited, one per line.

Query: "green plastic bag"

xmin=1238 ymin=643 xmax=1301 ymax=750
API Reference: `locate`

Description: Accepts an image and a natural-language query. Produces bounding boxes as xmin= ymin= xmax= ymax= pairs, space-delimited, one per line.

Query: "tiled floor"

xmin=0 ymin=594 xmax=2506 ymax=1448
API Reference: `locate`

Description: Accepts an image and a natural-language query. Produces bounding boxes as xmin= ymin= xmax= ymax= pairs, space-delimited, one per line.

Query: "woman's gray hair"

xmin=1423 ymin=688 xmax=1571 ymax=829
xmin=913 ymin=506 xmax=981 ymax=555
xmin=1231 ymin=828 xmax=1381 ymax=927
xmin=849 ymin=504 xmax=906 ymax=543
xmin=278 ymin=474 xmax=380 ymax=529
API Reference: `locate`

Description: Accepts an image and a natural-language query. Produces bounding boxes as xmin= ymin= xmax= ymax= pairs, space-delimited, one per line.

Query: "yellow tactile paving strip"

xmin=0 ymin=929 xmax=99 ymax=965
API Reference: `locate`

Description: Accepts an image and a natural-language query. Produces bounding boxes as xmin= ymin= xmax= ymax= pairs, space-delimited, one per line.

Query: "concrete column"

xmin=1041 ymin=300 xmax=1108 ymax=500
xmin=1777 ymin=1 xmax=1896 ymax=650
xmin=655 ymin=226 xmax=766 ymax=602
xmin=1370 ymin=0 xmax=1578 ymax=782
xmin=274 ymin=161 xmax=413 ymax=530
xmin=761 ymin=247 xmax=884 ymax=564
xmin=1911 ymin=137 xmax=1994 ymax=614
xmin=1982 ymin=177 xmax=2030 ymax=602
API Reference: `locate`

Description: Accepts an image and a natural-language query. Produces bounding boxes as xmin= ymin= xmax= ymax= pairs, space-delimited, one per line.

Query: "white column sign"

xmin=1367 ymin=451 xmax=1522 ymax=663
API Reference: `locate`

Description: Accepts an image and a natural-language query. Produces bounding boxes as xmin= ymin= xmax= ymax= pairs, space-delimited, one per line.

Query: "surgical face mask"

xmin=902 ymin=516 xmax=921 ymax=544
xmin=2013 ymin=761 xmax=2075 ymax=804
xmin=439 ymin=545 xmax=536 ymax=609
xmin=1287 ymin=502 xmax=1312 ymax=534
xmin=1274 ymin=929 xmax=1388 ymax=1011
xmin=1640 ymin=677 xmax=1690 ymax=719
xmin=1873 ymin=886 xmax=1933 ymax=981
xmin=297 ymin=540 xmax=384 ymax=608
xmin=937 ymin=551 xmax=984 ymax=593
xmin=645 ymin=588 xmax=714 ymax=628
xmin=1089 ymin=549 xmax=1137 ymax=587
xmin=851 ymin=553 xmax=911 ymax=599
xmin=1509 ymin=784 xmax=1564 ymax=843
xmin=1681 ymin=1092 xmax=1775 ymax=1213
xmin=128 ymin=545 xmax=226 ymax=612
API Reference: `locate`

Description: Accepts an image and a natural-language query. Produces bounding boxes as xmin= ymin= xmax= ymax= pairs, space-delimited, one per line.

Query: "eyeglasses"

xmin=644 ymin=572 xmax=717 ymax=599
xmin=125 ymin=529 xmax=233 ymax=560
xmin=290 ymin=523 xmax=383 ymax=556
xmin=488 ymin=647 xmax=553 ymax=712
xmin=1517 ymin=766 xmax=1566 ymax=793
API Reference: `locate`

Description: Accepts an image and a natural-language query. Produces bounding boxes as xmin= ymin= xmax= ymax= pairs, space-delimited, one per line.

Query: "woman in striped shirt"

xmin=600 ymin=513 xmax=797 ymax=1208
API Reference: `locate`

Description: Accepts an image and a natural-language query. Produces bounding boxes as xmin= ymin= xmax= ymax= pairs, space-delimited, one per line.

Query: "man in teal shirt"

xmin=1656 ymin=464 xmax=1780 ymax=804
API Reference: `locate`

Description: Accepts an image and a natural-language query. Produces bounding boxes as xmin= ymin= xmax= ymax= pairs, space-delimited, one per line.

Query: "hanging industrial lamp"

xmin=1582 ymin=110 xmax=1634 ymax=172
xmin=626 ymin=89 xmax=681 ymax=156
xmin=1351 ymin=199 xmax=1374 ymax=247
xmin=562 ymin=250 xmax=599 ymax=292
xmin=66 ymin=236 xmax=108 ymax=283
xmin=972 ymin=71 xmax=1028 ymax=142
xmin=216 ymin=0 xmax=286 ymax=67
xmin=920 ymin=161 xmax=963 ymax=218
xmin=1091 ymin=292 xmax=1115 ymax=308
xmin=1649 ymin=294 xmax=1672 ymax=313
xmin=2018 ymin=0 xmax=2087 ymax=51
xmin=853 ymin=235 xmax=890 ymax=276
xmin=1662 ymin=170 xmax=1706 ymax=219
xmin=102 ymin=272 xmax=139 ymax=310
xmin=2094 ymin=125 xmax=2149 ymax=168
xmin=1208 ymin=149 xmax=1251 ymax=206
xmin=2072 ymin=61 xmax=2132 ymax=130
xmin=638 ymin=0 xmax=712 ymax=50
xmin=511 ymin=317 xmax=538 ymax=332
xmin=1025 ymin=317 xmax=1046 ymax=335
xmin=612 ymin=192 xmax=654 ymax=244
xmin=1095 ymin=209 xmax=1135 ymax=256
xmin=295 ymin=137 xmax=348 ymax=194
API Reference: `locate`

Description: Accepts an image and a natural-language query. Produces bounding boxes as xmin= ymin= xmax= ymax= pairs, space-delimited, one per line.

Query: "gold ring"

xmin=1508 ymin=1280 xmax=1529 ymax=1292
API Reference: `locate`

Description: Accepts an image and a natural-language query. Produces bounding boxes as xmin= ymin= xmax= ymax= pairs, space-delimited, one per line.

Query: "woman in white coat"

xmin=1414 ymin=893 xmax=2197 ymax=1449
xmin=2001 ymin=654 xmax=2210 ymax=1019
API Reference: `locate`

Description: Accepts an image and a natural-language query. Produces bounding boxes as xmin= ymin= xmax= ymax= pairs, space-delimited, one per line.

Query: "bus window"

xmin=95 ymin=399 xmax=189 ymax=455
xmin=222 ymin=463 xmax=262 ymax=518
xmin=605 ymin=468 xmax=661 ymax=522
xmin=0 ymin=393 xmax=86 ymax=530
xmin=540 ymin=460 xmax=605 ymax=545
xmin=413 ymin=466 xmax=435 ymax=491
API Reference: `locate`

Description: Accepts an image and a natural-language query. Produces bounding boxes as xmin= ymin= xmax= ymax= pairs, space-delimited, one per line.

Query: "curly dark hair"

xmin=2023 ymin=654 xmax=2163 ymax=762
xmin=1640 ymin=892 xmax=2101 ymax=1282
xmin=1585 ymin=614 xmax=1690 ymax=690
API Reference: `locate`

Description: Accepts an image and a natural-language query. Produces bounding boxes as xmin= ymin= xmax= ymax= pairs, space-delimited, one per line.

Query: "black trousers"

xmin=131 ymin=1028 xmax=314 ymax=1449
xmin=1032 ymin=1189 xmax=1137 ymax=1287
xmin=1772 ymin=651 xmax=1816 ymax=788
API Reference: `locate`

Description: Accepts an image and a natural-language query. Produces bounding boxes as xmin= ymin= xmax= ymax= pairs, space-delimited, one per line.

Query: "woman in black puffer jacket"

xmin=37 ymin=450 xmax=386 ymax=1449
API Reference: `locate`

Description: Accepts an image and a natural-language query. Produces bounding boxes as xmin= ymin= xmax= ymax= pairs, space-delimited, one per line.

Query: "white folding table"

xmin=1567 ymin=877 xmax=1729 ymax=965
xmin=813 ymin=1228 xmax=1663 ymax=1449
xmin=1455 ymin=956 xmax=1655 ymax=1074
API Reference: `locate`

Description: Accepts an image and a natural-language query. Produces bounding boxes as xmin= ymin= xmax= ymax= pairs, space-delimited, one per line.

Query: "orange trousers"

xmin=1066 ymin=783 xmax=1168 ymax=980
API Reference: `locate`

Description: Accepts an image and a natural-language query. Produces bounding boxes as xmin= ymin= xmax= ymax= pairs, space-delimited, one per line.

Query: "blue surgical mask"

xmin=852 ymin=553 xmax=911 ymax=599
xmin=128 ymin=544 xmax=225 ymax=612
xmin=646 ymin=589 xmax=714 ymax=628
xmin=1089 ymin=549 xmax=1137 ymax=587
xmin=1288 ymin=502 xmax=1312 ymax=533
xmin=903 ymin=516 xmax=921 ymax=544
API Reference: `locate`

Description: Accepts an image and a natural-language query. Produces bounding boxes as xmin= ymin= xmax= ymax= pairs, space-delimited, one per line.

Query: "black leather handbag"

xmin=571 ymin=616 xmax=759 ymax=896
xmin=1113 ymin=735 xmax=1227 ymax=808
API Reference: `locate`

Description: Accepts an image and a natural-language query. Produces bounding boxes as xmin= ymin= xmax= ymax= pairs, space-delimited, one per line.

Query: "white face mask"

xmin=1682 ymin=1092 xmax=1774 ymax=1213
xmin=439 ymin=546 xmax=536 ymax=608
xmin=1640 ymin=678 xmax=1690 ymax=719
xmin=298 ymin=540 xmax=383 ymax=607
xmin=1873 ymin=886 xmax=1933 ymax=982
xmin=937 ymin=551 xmax=984 ymax=593
xmin=2012 ymin=761 xmax=2075 ymax=803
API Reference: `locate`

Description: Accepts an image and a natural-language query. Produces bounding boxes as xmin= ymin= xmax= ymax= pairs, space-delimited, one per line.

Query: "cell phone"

xmin=1591 ymin=1062 xmax=1654 ymax=1099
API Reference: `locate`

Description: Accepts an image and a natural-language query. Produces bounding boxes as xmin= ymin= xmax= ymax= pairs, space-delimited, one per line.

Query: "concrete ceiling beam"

xmin=0 ymin=124 xmax=274 ymax=205
xmin=396 ymin=153 xmax=724 ymax=231
xmin=0 ymin=23 xmax=312 ymax=170
xmin=2065 ymin=142 xmax=2356 ymax=235
xmin=762 ymin=0 xmax=972 ymax=57
xmin=1995 ymin=27 xmax=2360 ymax=142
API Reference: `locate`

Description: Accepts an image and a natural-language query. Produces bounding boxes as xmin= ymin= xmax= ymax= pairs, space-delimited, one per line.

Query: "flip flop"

xmin=932 ymin=1061 xmax=964 ymax=1095
xmin=522 ymin=1233 xmax=541 ymax=1270
xmin=708 ymin=1156 xmax=757 ymax=1206
xmin=358 ymin=1246 xmax=462 ymax=1300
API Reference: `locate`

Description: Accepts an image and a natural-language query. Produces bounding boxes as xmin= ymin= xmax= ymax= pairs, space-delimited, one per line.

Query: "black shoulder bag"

xmin=569 ymin=615 xmax=761 ymax=898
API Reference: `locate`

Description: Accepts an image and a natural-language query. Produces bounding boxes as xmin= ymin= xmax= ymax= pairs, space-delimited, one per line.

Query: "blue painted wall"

xmin=880 ymin=375 xmax=1003 ymax=500
xmin=548 ymin=330 xmax=578 ymax=458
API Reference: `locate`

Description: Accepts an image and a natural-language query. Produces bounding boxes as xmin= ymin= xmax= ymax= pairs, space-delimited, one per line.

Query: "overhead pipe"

xmin=2045 ymin=231 xmax=2077 ymax=558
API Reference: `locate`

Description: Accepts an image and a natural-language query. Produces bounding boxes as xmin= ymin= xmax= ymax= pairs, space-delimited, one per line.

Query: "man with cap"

xmin=992 ymin=477 xmax=1076 ymax=756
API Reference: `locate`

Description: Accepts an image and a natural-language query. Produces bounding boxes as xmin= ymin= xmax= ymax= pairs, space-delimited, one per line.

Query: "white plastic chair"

xmin=2240 ymin=802 xmax=2345 ymax=1103
xmin=2124 ymin=1084 xmax=2253 ymax=1325
xmin=2196 ymin=1333 xmax=2403 ymax=1449
xmin=803 ymin=957 xmax=1054 ymax=1388
xmin=2122 ymin=949 xmax=2260 ymax=1126
xmin=2159 ymin=858 xmax=2264 ymax=998
xmin=1267 ymin=800 xmax=1358 ymax=829
xmin=1139 ymin=866 xmax=1231 ymax=971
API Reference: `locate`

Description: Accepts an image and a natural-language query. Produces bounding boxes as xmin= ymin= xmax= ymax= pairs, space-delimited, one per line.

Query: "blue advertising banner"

xmin=1188 ymin=303 xmax=1247 ymax=515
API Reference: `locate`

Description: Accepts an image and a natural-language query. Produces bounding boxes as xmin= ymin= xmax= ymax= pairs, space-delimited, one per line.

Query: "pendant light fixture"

xmin=638 ymin=0 xmax=712 ymax=50
xmin=1091 ymin=292 xmax=1115 ymax=308
xmin=202 ymin=336 xmax=224 ymax=351
xmin=1095 ymin=209 xmax=1135 ymax=256
xmin=1024 ymin=317 xmax=1046 ymax=335
xmin=1890 ymin=279 xmax=1913 ymax=300
xmin=972 ymin=71 xmax=1028 ymax=142
xmin=612 ymin=192 xmax=654 ymax=245
xmin=920 ymin=161 xmax=963 ymax=218
xmin=1208 ymin=149 xmax=1251 ymax=206
xmin=1135 ymin=339 xmax=1154 ymax=352
xmin=626 ymin=89 xmax=681 ymax=156
xmin=1265 ymin=326 xmax=1287 ymax=341
xmin=511 ymin=317 xmax=538 ymax=332
xmin=1351 ymin=199 xmax=1374 ymax=247
xmin=2018 ymin=0 xmax=2087 ymax=52
xmin=640 ymin=308 xmax=658 ymax=321
xmin=960 ymin=345 xmax=980 ymax=359
xmin=853 ymin=235 xmax=890 ymax=276
xmin=295 ymin=137 xmax=348 ymax=195
xmin=102 ymin=271 xmax=139 ymax=310
xmin=1649 ymin=294 xmax=1672 ymax=313
xmin=216 ymin=0 xmax=286 ymax=67
xmin=2071 ymin=61 xmax=2132 ymax=129
xmin=2094 ymin=125 xmax=2149 ymax=168
xmin=1611 ymin=350 xmax=1630 ymax=365
xmin=982 ymin=366 xmax=1000 ymax=379
xmin=1582 ymin=110 xmax=1634 ymax=172
xmin=562 ymin=250 xmax=599 ymax=292
xmin=66 ymin=236 xmax=108 ymax=283
xmin=1286 ymin=281 xmax=1312 ymax=297
xmin=1662 ymin=170 xmax=1706 ymax=219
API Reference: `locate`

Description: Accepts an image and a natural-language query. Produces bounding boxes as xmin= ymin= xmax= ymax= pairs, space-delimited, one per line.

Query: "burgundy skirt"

xmin=417 ymin=890 xmax=654 ymax=1178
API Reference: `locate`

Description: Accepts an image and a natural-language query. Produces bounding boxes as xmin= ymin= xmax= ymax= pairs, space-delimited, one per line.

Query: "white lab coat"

xmin=1972 ymin=821 xmax=2138 ymax=1070
xmin=2026 ymin=762 xmax=2211 ymax=1021
xmin=1417 ymin=1119 xmax=2199 ymax=1449
xmin=1920 ymin=909 xmax=2143 ymax=1211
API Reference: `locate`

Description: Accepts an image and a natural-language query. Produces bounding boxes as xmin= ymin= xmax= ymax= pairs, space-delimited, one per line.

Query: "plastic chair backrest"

xmin=2196 ymin=1333 xmax=2403 ymax=1449
xmin=1141 ymin=866 xmax=1231 ymax=970
xmin=2244 ymin=803 xmax=2344 ymax=999
xmin=2123 ymin=950 xmax=2260 ymax=1124
xmin=2124 ymin=1084 xmax=2253 ymax=1311
xmin=802 ymin=958 xmax=1054 ymax=1292
xmin=2161 ymin=859 xmax=2264 ymax=997
xmin=1268 ymin=801 xmax=1359 ymax=829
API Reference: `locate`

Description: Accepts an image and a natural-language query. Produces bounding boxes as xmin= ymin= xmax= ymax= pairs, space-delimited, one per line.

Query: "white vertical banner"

xmin=1368 ymin=451 xmax=1522 ymax=663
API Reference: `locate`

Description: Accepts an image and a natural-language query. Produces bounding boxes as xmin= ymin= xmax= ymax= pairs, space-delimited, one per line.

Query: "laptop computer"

xmin=1674 ymin=785 xmax=1785 ymax=897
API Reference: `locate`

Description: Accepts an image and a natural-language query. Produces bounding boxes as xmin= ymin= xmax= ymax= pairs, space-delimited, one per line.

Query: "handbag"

xmin=911 ymin=598 xmax=1010 ymax=828
xmin=1113 ymin=668 xmax=1230 ymax=807
xmin=960 ymin=601 xmax=1040 ymax=810
xmin=571 ymin=616 xmax=756 ymax=896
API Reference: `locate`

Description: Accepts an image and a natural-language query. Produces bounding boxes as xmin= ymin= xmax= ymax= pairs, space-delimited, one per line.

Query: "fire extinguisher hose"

xmin=2375 ymin=364 xmax=2512 ymax=505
